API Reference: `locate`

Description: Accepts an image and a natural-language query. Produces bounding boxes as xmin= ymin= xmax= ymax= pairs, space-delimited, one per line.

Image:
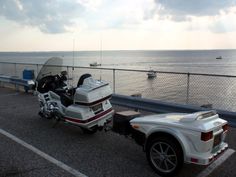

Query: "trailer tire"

xmin=146 ymin=136 xmax=183 ymax=177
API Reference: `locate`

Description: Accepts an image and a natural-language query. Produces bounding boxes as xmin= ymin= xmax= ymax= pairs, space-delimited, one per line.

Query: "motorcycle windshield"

xmin=36 ymin=57 xmax=63 ymax=81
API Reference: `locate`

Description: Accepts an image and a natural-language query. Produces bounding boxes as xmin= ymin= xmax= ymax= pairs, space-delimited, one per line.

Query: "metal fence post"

xmin=14 ymin=63 xmax=17 ymax=90
xmin=113 ymin=69 xmax=116 ymax=93
xmin=66 ymin=66 xmax=70 ymax=85
xmin=186 ymin=73 xmax=190 ymax=104
xmin=14 ymin=63 xmax=17 ymax=77
xmin=67 ymin=66 xmax=69 ymax=74
xmin=36 ymin=64 xmax=39 ymax=76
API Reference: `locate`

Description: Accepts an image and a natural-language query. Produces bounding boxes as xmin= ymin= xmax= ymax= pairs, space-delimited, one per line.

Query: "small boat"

xmin=147 ymin=70 xmax=157 ymax=78
xmin=216 ymin=56 xmax=222 ymax=59
xmin=90 ymin=62 xmax=101 ymax=67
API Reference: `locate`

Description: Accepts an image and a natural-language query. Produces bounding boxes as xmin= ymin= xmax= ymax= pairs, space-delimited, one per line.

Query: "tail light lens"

xmin=201 ymin=131 xmax=213 ymax=141
xmin=222 ymin=124 xmax=228 ymax=132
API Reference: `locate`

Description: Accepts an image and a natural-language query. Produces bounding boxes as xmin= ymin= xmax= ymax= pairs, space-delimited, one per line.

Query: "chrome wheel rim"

xmin=150 ymin=142 xmax=177 ymax=173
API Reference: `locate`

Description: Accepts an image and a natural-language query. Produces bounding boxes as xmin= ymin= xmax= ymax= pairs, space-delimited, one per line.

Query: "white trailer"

xmin=112 ymin=110 xmax=228 ymax=176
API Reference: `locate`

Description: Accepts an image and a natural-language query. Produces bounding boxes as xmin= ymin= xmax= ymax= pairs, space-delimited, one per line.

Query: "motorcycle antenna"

xmin=72 ymin=38 xmax=75 ymax=83
xmin=99 ymin=33 xmax=102 ymax=81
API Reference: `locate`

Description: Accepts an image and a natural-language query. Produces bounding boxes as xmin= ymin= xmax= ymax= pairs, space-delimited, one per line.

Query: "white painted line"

xmin=196 ymin=149 xmax=235 ymax=177
xmin=0 ymin=128 xmax=87 ymax=177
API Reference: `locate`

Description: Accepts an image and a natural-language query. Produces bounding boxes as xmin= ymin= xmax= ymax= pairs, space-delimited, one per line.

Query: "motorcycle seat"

xmin=77 ymin=73 xmax=92 ymax=87
xmin=55 ymin=88 xmax=66 ymax=94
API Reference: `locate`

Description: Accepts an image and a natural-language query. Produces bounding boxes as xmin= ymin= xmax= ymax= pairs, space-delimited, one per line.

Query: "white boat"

xmin=90 ymin=62 xmax=101 ymax=67
xmin=147 ymin=70 xmax=157 ymax=78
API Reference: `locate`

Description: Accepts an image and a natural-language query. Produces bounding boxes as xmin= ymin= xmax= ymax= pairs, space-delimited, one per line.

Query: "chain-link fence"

xmin=188 ymin=74 xmax=236 ymax=111
xmin=1 ymin=62 xmax=236 ymax=112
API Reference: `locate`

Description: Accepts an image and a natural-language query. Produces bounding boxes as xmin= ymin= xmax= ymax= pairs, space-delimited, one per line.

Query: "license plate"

xmin=92 ymin=104 xmax=103 ymax=114
xmin=213 ymin=134 xmax=222 ymax=147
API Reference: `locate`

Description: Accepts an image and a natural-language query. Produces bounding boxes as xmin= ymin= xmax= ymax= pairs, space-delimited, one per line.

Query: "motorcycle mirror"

xmin=61 ymin=71 xmax=67 ymax=76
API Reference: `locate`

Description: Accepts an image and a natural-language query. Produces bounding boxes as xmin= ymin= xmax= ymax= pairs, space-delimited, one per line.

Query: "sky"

xmin=0 ymin=0 xmax=236 ymax=51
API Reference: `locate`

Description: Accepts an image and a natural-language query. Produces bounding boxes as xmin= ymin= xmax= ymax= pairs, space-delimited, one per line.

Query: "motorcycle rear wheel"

xmin=81 ymin=126 xmax=97 ymax=134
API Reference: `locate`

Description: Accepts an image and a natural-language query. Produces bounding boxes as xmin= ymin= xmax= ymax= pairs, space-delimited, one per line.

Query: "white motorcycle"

xmin=36 ymin=57 xmax=114 ymax=134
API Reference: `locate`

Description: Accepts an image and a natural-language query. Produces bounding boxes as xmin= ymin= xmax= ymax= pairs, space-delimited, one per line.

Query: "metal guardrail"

xmin=0 ymin=75 xmax=34 ymax=89
xmin=111 ymin=94 xmax=236 ymax=127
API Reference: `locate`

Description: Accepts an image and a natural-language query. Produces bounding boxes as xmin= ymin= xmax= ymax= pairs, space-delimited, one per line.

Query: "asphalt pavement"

xmin=0 ymin=87 xmax=235 ymax=177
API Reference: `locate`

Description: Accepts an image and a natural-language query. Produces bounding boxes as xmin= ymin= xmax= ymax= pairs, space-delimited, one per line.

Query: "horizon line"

xmin=0 ymin=48 xmax=236 ymax=53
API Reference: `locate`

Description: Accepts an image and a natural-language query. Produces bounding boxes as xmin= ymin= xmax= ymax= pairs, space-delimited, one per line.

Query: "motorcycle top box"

xmin=36 ymin=57 xmax=114 ymax=134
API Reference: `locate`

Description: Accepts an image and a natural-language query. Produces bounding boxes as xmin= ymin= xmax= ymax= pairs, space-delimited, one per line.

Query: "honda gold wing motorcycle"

xmin=36 ymin=57 xmax=114 ymax=134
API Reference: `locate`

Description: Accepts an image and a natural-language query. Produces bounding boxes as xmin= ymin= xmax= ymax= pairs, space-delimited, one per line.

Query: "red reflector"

xmin=208 ymin=157 xmax=214 ymax=162
xmin=191 ymin=158 xmax=198 ymax=163
xmin=222 ymin=124 xmax=228 ymax=132
xmin=201 ymin=131 xmax=213 ymax=141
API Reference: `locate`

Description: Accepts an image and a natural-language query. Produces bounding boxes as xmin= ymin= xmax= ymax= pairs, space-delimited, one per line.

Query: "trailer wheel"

xmin=81 ymin=126 xmax=97 ymax=134
xmin=146 ymin=136 xmax=183 ymax=177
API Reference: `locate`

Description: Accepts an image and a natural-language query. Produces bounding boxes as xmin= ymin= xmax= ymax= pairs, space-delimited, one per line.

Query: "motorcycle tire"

xmin=81 ymin=126 xmax=97 ymax=134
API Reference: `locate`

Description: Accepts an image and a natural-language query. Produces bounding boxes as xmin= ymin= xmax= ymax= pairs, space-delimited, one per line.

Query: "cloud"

xmin=150 ymin=0 xmax=236 ymax=34
xmin=81 ymin=0 xmax=157 ymax=29
xmin=0 ymin=0 xmax=88 ymax=33
xmin=209 ymin=11 xmax=236 ymax=33
xmin=0 ymin=0 xmax=157 ymax=33
xmin=182 ymin=6 xmax=236 ymax=34
xmin=1 ymin=0 xmax=236 ymax=35
xmin=155 ymin=0 xmax=236 ymax=21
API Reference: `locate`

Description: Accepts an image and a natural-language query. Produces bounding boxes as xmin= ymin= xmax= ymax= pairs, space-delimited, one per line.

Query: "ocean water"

xmin=1 ymin=49 xmax=236 ymax=111
xmin=1 ymin=49 xmax=236 ymax=74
